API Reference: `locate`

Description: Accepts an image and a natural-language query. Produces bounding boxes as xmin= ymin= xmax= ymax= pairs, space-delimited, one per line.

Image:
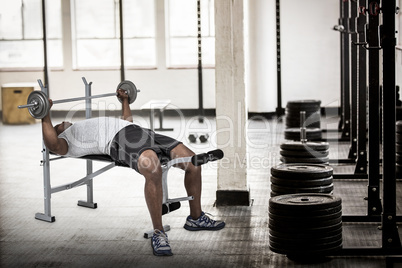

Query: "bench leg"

xmin=78 ymin=160 xmax=97 ymax=208
xmin=36 ymin=147 xmax=55 ymax=222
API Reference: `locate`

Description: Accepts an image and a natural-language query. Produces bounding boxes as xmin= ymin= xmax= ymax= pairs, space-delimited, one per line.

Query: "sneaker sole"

xmin=153 ymin=250 xmax=173 ymax=256
xmin=183 ymin=222 xmax=225 ymax=231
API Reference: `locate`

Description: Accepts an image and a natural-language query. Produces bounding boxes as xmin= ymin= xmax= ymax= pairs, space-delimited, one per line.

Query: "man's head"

xmin=54 ymin=121 xmax=73 ymax=135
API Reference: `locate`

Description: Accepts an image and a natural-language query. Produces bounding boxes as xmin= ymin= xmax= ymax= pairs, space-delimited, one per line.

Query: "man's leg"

xmin=170 ymin=144 xmax=202 ymax=220
xmin=137 ymin=149 xmax=164 ymax=231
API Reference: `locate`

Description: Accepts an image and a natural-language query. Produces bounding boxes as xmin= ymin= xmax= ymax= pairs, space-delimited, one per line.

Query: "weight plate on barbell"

xmin=271 ymin=164 xmax=333 ymax=179
xmin=116 ymin=80 xmax=138 ymax=104
xmin=27 ymin=91 xmax=50 ymax=119
xmin=269 ymin=193 xmax=341 ymax=211
xmin=280 ymin=141 xmax=329 ymax=151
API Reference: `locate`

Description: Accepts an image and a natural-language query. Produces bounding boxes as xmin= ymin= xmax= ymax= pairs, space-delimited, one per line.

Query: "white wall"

xmin=0 ymin=0 xmax=215 ymax=112
xmin=3 ymin=0 xmax=402 ymax=114
xmin=247 ymin=0 xmax=340 ymax=112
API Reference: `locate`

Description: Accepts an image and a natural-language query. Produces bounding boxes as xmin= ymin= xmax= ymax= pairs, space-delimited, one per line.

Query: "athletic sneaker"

xmin=183 ymin=212 xmax=226 ymax=231
xmin=151 ymin=229 xmax=173 ymax=256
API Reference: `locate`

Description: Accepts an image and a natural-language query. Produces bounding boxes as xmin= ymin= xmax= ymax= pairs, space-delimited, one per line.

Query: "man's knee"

xmin=138 ymin=150 xmax=162 ymax=177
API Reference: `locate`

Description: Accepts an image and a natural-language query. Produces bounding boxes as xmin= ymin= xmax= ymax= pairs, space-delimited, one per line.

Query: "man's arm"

xmin=41 ymin=100 xmax=68 ymax=155
xmin=117 ymin=89 xmax=133 ymax=122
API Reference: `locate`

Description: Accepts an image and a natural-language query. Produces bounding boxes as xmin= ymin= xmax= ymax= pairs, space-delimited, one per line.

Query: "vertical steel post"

xmin=77 ymin=78 xmax=97 ymax=209
xmin=348 ymin=0 xmax=358 ymax=160
xmin=354 ymin=0 xmax=368 ymax=174
xmin=197 ymin=0 xmax=205 ymax=123
xmin=381 ymin=0 xmax=401 ymax=249
xmin=275 ymin=0 xmax=284 ymax=117
xmin=340 ymin=0 xmax=351 ymax=139
xmin=41 ymin=0 xmax=49 ymax=89
xmin=119 ymin=0 xmax=125 ymax=81
xmin=35 ymin=82 xmax=55 ymax=222
xmin=367 ymin=0 xmax=382 ymax=216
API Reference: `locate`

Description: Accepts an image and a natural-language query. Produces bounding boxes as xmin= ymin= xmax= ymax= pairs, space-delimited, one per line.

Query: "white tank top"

xmin=58 ymin=117 xmax=132 ymax=157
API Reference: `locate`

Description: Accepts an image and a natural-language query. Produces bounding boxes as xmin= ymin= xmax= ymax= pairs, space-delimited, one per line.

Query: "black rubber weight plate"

xmin=280 ymin=149 xmax=329 ymax=158
xmin=280 ymin=141 xmax=329 ymax=151
xmin=397 ymin=121 xmax=402 ymax=133
xmin=269 ymin=204 xmax=342 ymax=217
xmin=270 ymin=183 xmax=334 ymax=195
xmin=269 ymin=210 xmax=342 ymax=224
xmin=270 ymin=176 xmax=333 ymax=187
xmin=280 ymin=156 xmax=329 ymax=164
xmin=286 ymin=99 xmax=321 ymax=108
xmin=269 ymin=233 xmax=343 ymax=248
xmin=271 ymin=164 xmax=333 ymax=179
xmin=397 ymin=133 xmax=402 ymax=143
xmin=269 ymin=225 xmax=342 ymax=240
xmin=397 ymin=143 xmax=402 ymax=153
xmin=269 ymin=193 xmax=341 ymax=211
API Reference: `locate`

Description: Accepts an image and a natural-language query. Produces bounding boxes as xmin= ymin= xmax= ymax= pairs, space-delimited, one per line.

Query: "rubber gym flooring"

xmin=1 ymin=114 xmax=401 ymax=268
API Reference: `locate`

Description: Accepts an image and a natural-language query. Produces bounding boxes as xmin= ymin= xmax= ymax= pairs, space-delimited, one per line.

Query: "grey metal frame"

xmin=34 ymin=77 xmax=193 ymax=223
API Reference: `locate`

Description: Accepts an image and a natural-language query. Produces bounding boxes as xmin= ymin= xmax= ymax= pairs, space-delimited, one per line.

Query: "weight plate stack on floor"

xmin=285 ymin=100 xmax=321 ymax=128
xmin=396 ymin=121 xmax=402 ymax=178
xmin=270 ymin=163 xmax=333 ymax=197
xmin=269 ymin=193 xmax=342 ymax=261
xmin=279 ymin=141 xmax=330 ymax=164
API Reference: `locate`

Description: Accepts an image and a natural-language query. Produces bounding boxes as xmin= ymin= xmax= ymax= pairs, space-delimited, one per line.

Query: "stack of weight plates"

xmin=270 ymin=163 xmax=333 ymax=197
xmin=397 ymin=121 xmax=402 ymax=178
xmin=285 ymin=100 xmax=321 ymax=128
xmin=284 ymin=100 xmax=322 ymax=141
xmin=269 ymin=193 xmax=342 ymax=261
xmin=279 ymin=141 xmax=330 ymax=164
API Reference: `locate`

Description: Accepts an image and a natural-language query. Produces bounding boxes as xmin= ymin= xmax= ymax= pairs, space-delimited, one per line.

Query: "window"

xmin=166 ymin=0 xmax=215 ymax=68
xmin=0 ymin=0 xmax=63 ymax=69
xmin=72 ymin=0 xmax=156 ymax=69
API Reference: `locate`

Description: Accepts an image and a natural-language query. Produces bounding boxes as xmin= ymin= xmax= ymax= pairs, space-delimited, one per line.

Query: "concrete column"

xmin=215 ymin=0 xmax=250 ymax=206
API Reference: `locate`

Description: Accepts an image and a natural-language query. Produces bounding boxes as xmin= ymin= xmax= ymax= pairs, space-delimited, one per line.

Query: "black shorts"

xmin=109 ymin=125 xmax=182 ymax=173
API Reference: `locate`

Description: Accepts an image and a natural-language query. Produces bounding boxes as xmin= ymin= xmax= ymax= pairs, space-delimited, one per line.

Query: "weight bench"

xmin=140 ymin=99 xmax=173 ymax=131
xmin=34 ymin=78 xmax=223 ymax=238
xmin=37 ymin=149 xmax=223 ymax=237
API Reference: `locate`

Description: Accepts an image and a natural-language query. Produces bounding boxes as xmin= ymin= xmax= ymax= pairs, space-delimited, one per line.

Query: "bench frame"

xmin=35 ymin=78 xmax=192 ymax=224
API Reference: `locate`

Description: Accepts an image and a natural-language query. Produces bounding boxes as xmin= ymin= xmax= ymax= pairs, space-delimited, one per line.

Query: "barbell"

xmin=18 ymin=80 xmax=139 ymax=119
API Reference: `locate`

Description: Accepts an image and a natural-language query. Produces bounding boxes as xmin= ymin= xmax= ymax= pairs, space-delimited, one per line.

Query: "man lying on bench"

xmin=41 ymin=89 xmax=225 ymax=257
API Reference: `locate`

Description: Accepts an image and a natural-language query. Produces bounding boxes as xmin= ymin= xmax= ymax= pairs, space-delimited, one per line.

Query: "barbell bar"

xmin=18 ymin=80 xmax=139 ymax=119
